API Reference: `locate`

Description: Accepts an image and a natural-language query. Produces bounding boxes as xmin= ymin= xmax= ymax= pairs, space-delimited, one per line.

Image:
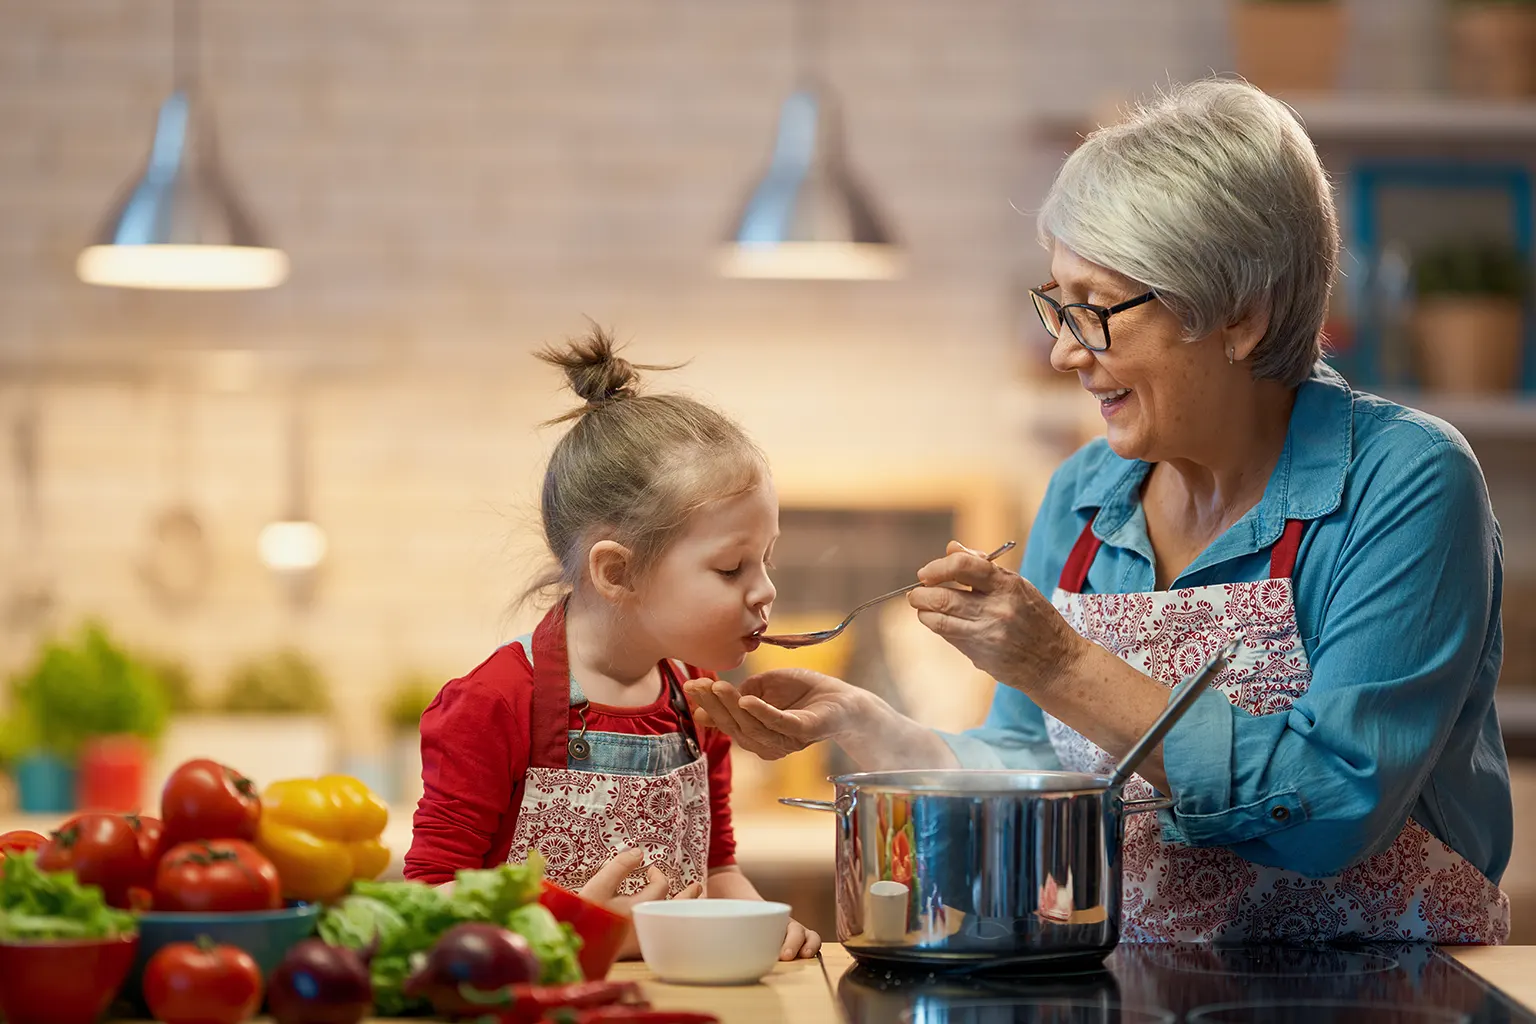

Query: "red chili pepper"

xmin=486 ymin=981 xmax=645 ymax=1024
xmin=569 ymin=1010 xmax=720 ymax=1024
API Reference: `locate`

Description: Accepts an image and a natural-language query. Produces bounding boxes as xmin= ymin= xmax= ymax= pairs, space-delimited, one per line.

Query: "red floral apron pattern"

xmin=504 ymin=607 xmax=710 ymax=897
xmin=1043 ymin=516 xmax=1508 ymax=944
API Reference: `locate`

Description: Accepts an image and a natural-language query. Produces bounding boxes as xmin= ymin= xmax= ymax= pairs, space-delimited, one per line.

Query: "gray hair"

xmin=1037 ymin=79 xmax=1338 ymax=387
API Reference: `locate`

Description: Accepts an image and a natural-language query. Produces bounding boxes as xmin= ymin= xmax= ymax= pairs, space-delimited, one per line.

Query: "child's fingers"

xmin=801 ymin=928 xmax=823 ymax=958
xmin=780 ymin=922 xmax=805 ymax=960
xmin=577 ymin=847 xmax=645 ymax=902
xmin=675 ymin=881 xmax=704 ymax=900
xmin=632 ymin=865 xmax=671 ymax=904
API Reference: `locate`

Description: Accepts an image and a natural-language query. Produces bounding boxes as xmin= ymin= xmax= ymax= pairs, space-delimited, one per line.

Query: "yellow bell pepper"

xmin=256 ymin=774 xmax=391 ymax=903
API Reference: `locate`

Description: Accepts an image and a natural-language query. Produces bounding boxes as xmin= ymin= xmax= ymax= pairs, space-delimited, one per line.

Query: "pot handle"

xmin=779 ymin=795 xmax=855 ymax=815
xmin=1123 ymin=795 xmax=1173 ymax=815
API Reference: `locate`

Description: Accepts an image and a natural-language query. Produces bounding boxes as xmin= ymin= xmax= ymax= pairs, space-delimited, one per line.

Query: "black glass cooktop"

xmin=834 ymin=945 xmax=1536 ymax=1023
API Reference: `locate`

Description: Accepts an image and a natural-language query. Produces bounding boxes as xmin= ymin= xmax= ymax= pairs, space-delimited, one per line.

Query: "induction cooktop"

xmin=833 ymin=945 xmax=1536 ymax=1023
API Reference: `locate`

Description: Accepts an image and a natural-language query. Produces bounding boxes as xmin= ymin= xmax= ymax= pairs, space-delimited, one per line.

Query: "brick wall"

xmin=0 ymin=0 xmax=1449 ymax=756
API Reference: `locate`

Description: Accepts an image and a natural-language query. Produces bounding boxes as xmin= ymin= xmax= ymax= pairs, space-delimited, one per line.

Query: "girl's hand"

xmin=781 ymin=918 xmax=821 ymax=960
xmin=580 ymin=848 xmax=704 ymax=960
xmin=578 ymin=848 xmax=704 ymax=912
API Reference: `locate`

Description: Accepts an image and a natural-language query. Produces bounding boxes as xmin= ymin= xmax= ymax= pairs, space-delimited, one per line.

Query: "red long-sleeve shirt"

xmin=404 ymin=640 xmax=736 ymax=885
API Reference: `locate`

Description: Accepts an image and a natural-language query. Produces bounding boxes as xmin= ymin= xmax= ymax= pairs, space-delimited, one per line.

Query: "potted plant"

xmin=1411 ymin=238 xmax=1530 ymax=394
xmin=1230 ymin=0 xmax=1346 ymax=94
xmin=383 ymin=673 xmax=440 ymax=808
xmin=151 ymin=648 xmax=336 ymax=798
xmin=4 ymin=621 xmax=170 ymax=813
xmin=1448 ymin=0 xmax=1536 ymax=98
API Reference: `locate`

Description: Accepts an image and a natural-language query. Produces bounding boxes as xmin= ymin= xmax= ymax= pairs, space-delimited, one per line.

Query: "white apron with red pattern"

xmin=1043 ymin=514 xmax=1509 ymax=943
xmin=504 ymin=606 xmax=710 ymax=898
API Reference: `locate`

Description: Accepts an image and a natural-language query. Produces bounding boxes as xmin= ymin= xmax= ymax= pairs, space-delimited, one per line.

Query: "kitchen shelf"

xmin=1029 ymin=95 xmax=1536 ymax=145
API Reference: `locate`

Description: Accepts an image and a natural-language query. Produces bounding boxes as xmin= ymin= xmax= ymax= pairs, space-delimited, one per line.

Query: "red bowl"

xmin=0 ymin=933 xmax=140 ymax=1024
xmin=540 ymin=880 xmax=632 ymax=980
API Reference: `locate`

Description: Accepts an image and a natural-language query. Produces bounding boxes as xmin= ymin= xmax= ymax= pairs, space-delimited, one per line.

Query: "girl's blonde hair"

xmin=526 ymin=325 xmax=768 ymax=603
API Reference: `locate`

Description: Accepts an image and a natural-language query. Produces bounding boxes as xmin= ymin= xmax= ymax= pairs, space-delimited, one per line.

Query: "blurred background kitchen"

xmin=3 ymin=0 xmax=1536 ymax=940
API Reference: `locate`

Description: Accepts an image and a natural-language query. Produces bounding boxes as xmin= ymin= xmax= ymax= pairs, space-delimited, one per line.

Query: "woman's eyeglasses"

xmin=1029 ymin=280 xmax=1156 ymax=352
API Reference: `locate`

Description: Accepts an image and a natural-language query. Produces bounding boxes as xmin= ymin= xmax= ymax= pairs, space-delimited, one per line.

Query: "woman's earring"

xmin=1227 ymin=347 xmax=1235 ymax=365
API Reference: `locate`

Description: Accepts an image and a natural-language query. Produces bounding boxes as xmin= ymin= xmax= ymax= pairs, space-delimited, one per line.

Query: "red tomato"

xmin=37 ymin=813 xmax=148 ymax=908
xmin=161 ymin=760 xmax=262 ymax=847
xmin=154 ymin=840 xmax=282 ymax=913
xmin=0 ymin=830 xmax=47 ymax=854
xmin=144 ymin=939 xmax=263 ymax=1024
xmin=129 ymin=813 xmax=165 ymax=863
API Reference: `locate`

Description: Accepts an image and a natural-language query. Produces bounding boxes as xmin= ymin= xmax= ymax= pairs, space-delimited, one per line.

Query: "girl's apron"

xmin=504 ymin=607 xmax=711 ymax=897
xmin=1043 ymin=513 xmax=1508 ymax=943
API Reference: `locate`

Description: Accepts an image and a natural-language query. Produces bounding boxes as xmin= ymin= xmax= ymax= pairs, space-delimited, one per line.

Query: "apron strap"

xmin=1057 ymin=512 xmax=1103 ymax=594
xmin=525 ymin=602 xmax=706 ymax=768
xmin=1269 ymin=518 xmax=1307 ymax=580
xmin=527 ymin=602 xmax=574 ymax=769
xmin=1057 ymin=511 xmax=1307 ymax=593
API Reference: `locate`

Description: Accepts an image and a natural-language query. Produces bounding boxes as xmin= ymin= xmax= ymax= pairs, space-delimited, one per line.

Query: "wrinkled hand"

xmin=577 ymin=848 xmax=703 ymax=960
xmin=685 ymin=670 xmax=863 ymax=761
xmin=781 ymin=918 xmax=822 ymax=960
xmin=908 ymin=540 xmax=1086 ymax=694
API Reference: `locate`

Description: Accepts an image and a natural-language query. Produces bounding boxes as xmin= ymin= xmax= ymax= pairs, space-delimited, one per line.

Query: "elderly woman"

xmin=688 ymin=79 xmax=1511 ymax=944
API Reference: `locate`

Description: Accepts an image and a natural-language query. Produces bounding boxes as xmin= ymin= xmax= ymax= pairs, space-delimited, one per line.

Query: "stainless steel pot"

xmin=783 ymin=637 xmax=1243 ymax=970
xmin=785 ymin=768 xmax=1169 ymax=969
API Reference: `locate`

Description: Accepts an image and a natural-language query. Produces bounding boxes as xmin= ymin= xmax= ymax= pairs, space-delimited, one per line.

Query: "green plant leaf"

xmin=6 ymin=621 xmax=172 ymax=758
xmin=1411 ymin=238 xmax=1531 ymax=300
xmin=218 ymin=648 xmax=332 ymax=714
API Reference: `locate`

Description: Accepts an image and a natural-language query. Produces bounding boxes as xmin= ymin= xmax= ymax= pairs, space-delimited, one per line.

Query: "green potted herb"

xmin=1449 ymin=0 xmax=1536 ymax=98
xmin=5 ymin=621 xmax=171 ymax=813
xmin=1231 ymin=0 xmax=1345 ymax=95
xmin=1412 ymin=238 xmax=1530 ymax=394
xmin=383 ymin=673 xmax=440 ymax=807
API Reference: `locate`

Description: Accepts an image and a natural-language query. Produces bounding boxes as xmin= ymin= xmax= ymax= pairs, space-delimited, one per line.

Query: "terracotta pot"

xmin=76 ymin=735 xmax=148 ymax=813
xmin=1231 ymin=1 xmax=1346 ymax=94
xmin=1451 ymin=4 xmax=1536 ymax=99
xmin=1413 ymin=296 xmax=1526 ymax=394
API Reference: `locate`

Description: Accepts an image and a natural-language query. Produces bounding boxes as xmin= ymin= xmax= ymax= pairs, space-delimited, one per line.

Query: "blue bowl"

xmin=131 ymin=903 xmax=321 ymax=980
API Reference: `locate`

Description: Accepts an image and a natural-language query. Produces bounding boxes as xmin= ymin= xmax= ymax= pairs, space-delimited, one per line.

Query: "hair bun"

xmin=538 ymin=324 xmax=640 ymax=407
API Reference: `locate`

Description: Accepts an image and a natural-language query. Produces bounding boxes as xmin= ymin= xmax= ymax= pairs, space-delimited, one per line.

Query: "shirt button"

xmin=1271 ymin=806 xmax=1290 ymax=821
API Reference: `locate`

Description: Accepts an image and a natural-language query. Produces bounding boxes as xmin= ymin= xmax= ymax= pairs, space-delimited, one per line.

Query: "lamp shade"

xmin=76 ymin=90 xmax=288 ymax=291
xmin=720 ymin=86 xmax=902 ymax=280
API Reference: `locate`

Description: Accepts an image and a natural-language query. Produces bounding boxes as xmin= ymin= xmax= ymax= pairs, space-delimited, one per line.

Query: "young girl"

xmin=404 ymin=327 xmax=819 ymax=961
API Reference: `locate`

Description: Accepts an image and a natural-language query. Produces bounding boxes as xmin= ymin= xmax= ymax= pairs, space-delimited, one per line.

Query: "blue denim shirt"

xmin=942 ymin=363 xmax=1512 ymax=883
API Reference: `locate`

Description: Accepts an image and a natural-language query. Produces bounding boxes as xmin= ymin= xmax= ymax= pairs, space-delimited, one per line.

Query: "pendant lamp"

xmin=719 ymin=0 xmax=903 ymax=280
xmin=76 ymin=0 xmax=288 ymax=291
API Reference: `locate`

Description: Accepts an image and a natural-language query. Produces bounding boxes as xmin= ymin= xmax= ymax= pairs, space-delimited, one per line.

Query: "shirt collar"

xmin=1071 ymin=361 xmax=1354 ymax=544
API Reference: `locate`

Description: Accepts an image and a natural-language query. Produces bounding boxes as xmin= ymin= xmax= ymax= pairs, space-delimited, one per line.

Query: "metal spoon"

xmin=756 ymin=541 xmax=1018 ymax=649
xmin=1106 ymin=636 xmax=1243 ymax=792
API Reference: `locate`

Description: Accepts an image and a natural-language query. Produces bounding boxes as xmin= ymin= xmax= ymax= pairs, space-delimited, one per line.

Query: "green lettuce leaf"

xmin=0 ymin=851 xmax=136 ymax=941
xmin=318 ymin=860 xmax=552 ymax=1016
xmin=504 ymin=902 xmax=584 ymax=985
xmin=447 ymin=855 xmax=544 ymax=923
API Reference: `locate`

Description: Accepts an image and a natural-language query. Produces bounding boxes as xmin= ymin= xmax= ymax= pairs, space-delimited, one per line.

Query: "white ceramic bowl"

xmin=631 ymin=899 xmax=791 ymax=985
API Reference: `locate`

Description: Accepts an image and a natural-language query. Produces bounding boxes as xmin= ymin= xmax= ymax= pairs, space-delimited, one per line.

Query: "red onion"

xmin=402 ymin=922 xmax=540 ymax=1017
xmin=267 ymin=939 xmax=374 ymax=1024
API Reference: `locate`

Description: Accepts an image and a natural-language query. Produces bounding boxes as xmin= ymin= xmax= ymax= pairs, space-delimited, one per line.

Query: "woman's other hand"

xmin=685 ymin=671 xmax=865 ymax=760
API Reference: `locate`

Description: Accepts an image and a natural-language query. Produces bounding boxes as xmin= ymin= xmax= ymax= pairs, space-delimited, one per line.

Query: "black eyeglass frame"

xmin=1029 ymin=279 xmax=1157 ymax=352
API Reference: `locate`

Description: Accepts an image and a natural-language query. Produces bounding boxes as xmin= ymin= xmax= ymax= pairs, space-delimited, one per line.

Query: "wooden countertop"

xmin=104 ymin=944 xmax=1534 ymax=1023
xmin=1449 ymin=946 xmax=1536 ymax=1012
